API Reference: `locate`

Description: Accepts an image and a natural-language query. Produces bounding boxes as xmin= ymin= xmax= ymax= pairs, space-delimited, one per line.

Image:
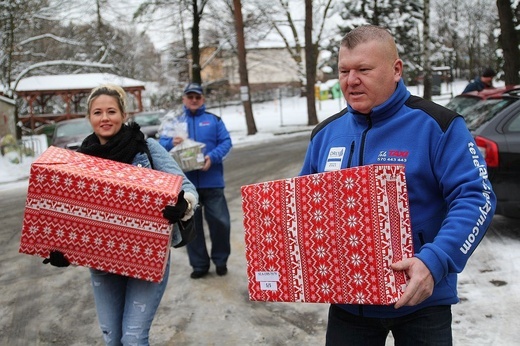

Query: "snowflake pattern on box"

xmin=241 ymin=164 xmax=413 ymax=305
xmin=19 ymin=146 xmax=183 ymax=282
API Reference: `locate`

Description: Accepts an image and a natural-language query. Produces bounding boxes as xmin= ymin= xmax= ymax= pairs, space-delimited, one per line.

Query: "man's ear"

xmin=393 ymin=59 xmax=404 ymax=81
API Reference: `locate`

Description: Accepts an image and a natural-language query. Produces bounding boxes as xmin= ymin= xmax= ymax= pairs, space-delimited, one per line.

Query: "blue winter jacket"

xmin=300 ymin=79 xmax=496 ymax=318
xmin=159 ymin=104 xmax=232 ymax=189
xmin=462 ymin=77 xmax=492 ymax=93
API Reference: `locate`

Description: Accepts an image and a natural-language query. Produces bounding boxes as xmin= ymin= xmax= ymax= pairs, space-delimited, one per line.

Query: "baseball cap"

xmin=482 ymin=68 xmax=496 ymax=78
xmin=184 ymin=83 xmax=203 ymax=95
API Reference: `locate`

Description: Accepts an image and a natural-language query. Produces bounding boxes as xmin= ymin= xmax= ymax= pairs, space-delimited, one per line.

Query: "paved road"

xmin=1 ymin=133 xmax=519 ymax=345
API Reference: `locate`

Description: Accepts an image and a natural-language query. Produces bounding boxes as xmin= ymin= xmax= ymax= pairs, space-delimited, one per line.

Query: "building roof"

xmin=14 ymin=73 xmax=145 ymax=92
xmin=14 ymin=73 xmax=146 ymax=129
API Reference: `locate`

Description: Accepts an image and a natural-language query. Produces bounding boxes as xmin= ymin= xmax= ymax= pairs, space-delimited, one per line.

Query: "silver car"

xmin=51 ymin=118 xmax=92 ymax=150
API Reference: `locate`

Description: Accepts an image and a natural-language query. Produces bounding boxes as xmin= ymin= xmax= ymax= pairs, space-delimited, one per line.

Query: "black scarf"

xmin=78 ymin=122 xmax=149 ymax=165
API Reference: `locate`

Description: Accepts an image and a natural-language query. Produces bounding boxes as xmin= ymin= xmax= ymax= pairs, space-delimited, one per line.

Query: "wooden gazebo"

xmin=15 ymin=73 xmax=146 ymax=131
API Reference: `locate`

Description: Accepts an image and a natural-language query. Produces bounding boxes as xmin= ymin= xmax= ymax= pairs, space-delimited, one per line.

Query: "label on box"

xmin=255 ymin=271 xmax=280 ymax=282
xmin=260 ymin=281 xmax=278 ymax=291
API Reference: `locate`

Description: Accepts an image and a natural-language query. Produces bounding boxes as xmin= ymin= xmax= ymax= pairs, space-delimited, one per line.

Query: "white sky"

xmin=1 ymin=79 xmax=519 ymax=345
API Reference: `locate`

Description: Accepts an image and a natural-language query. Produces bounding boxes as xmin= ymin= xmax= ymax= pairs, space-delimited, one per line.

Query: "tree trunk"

xmin=191 ymin=0 xmax=202 ymax=84
xmin=305 ymin=0 xmax=318 ymax=126
xmin=233 ymin=0 xmax=257 ymax=135
xmin=422 ymin=0 xmax=432 ymax=101
xmin=496 ymin=0 xmax=520 ymax=85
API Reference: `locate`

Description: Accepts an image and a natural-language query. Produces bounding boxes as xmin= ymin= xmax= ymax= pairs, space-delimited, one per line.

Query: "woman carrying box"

xmin=43 ymin=84 xmax=198 ymax=346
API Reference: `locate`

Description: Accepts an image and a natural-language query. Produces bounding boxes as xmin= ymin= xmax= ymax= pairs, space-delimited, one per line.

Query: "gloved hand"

xmin=42 ymin=250 xmax=70 ymax=267
xmin=162 ymin=190 xmax=189 ymax=224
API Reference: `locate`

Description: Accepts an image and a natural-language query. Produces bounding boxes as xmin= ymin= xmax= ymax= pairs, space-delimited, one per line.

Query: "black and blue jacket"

xmin=300 ymin=79 xmax=496 ymax=318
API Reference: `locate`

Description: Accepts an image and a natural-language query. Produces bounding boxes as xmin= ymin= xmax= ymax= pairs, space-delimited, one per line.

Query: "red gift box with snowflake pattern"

xmin=241 ymin=164 xmax=413 ymax=305
xmin=19 ymin=146 xmax=182 ymax=283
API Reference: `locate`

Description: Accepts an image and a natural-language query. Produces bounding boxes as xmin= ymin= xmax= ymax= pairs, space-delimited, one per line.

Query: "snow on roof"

xmin=14 ymin=73 xmax=145 ymax=92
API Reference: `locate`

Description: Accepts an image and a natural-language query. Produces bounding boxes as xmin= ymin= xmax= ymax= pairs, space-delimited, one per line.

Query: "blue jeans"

xmin=187 ymin=188 xmax=231 ymax=271
xmin=89 ymin=255 xmax=170 ymax=346
xmin=326 ymin=304 xmax=452 ymax=346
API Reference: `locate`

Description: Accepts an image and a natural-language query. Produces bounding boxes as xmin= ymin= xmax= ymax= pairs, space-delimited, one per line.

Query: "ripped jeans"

xmin=89 ymin=255 xmax=170 ymax=346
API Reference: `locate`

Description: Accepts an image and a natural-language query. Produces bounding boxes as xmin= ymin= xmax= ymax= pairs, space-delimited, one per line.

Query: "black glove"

xmin=173 ymin=217 xmax=197 ymax=248
xmin=162 ymin=190 xmax=189 ymax=224
xmin=42 ymin=250 xmax=70 ymax=267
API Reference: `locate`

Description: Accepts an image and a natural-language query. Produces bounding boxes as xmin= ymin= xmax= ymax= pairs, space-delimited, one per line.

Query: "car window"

xmin=445 ymin=96 xmax=481 ymax=114
xmin=506 ymin=112 xmax=520 ymax=132
xmin=56 ymin=121 xmax=92 ymax=137
xmin=133 ymin=112 xmax=165 ymax=126
xmin=463 ymin=99 xmax=516 ymax=131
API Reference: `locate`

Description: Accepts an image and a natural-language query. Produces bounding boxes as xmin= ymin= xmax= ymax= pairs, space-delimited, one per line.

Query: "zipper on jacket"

xmin=189 ymin=114 xmax=201 ymax=187
xmin=418 ymin=232 xmax=426 ymax=245
xmin=347 ymin=141 xmax=355 ymax=168
xmin=358 ymin=116 xmax=372 ymax=165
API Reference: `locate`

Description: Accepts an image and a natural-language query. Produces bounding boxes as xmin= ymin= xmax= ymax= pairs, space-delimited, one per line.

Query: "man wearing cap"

xmin=462 ymin=67 xmax=497 ymax=93
xmin=159 ymin=83 xmax=233 ymax=279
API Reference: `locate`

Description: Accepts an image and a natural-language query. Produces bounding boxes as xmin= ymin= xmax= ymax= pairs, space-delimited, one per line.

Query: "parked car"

xmin=51 ymin=118 xmax=92 ymax=150
xmin=462 ymin=89 xmax=520 ymax=218
xmin=127 ymin=110 xmax=166 ymax=139
xmin=445 ymin=85 xmax=520 ymax=115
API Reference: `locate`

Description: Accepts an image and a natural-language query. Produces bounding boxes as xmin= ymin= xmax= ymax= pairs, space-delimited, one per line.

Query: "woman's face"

xmin=88 ymin=95 xmax=126 ymax=144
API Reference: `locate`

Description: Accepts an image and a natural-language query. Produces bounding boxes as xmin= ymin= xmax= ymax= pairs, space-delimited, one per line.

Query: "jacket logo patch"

xmin=377 ymin=150 xmax=409 ymax=163
xmin=324 ymin=147 xmax=345 ymax=171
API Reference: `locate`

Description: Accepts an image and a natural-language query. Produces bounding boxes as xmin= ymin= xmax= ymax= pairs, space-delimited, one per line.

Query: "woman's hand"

xmin=42 ymin=251 xmax=70 ymax=267
xmin=162 ymin=190 xmax=189 ymax=224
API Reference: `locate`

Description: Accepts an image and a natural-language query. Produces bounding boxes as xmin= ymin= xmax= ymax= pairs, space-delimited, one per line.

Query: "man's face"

xmin=183 ymin=92 xmax=204 ymax=113
xmin=481 ymin=76 xmax=493 ymax=85
xmin=338 ymin=40 xmax=402 ymax=114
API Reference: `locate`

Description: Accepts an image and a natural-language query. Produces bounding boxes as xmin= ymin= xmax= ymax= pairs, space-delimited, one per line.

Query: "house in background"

xmin=13 ymin=73 xmax=146 ymax=132
xmin=196 ymin=46 xmax=302 ymax=94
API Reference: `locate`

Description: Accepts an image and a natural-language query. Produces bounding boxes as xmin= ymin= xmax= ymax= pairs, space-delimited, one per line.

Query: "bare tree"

xmin=232 ymin=0 xmax=257 ymax=135
xmin=422 ymin=0 xmax=432 ymax=100
xmin=1 ymin=0 xmax=137 ymax=138
xmin=255 ymin=0 xmax=333 ymax=126
xmin=305 ymin=0 xmax=318 ymax=125
xmin=496 ymin=0 xmax=520 ymax=85
xmin=190 ymin=0 xmax=210 ymax=84
xmin=133 ymin=0 xmax=210 ymax=85
xmin=255 ymin=0 xmax=306 ymax=84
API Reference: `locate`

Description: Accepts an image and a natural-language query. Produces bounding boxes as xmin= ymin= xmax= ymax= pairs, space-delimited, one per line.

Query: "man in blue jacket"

xmin=300 ymin=25 xmax=496 ymax=345
xmin=159 ymin=83 xmax=232 ymax=279
xmin=462 ymin=67 xmax=496 ymax=93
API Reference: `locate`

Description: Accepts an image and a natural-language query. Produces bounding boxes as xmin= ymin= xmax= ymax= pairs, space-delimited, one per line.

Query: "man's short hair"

xmin=482 ymin=68 xmax=496 ymax=78
xmin=340 ymin=25 xmax=398 ymax=59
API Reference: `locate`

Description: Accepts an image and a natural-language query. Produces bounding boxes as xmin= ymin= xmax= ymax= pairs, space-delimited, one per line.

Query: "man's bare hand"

xmin=391 ymin=257 xmax=434 ymax=309
xmin=173 ymin=137 xmax=184 ymax=146
xmin=201 ymin=155 xmax=211 ymax=171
